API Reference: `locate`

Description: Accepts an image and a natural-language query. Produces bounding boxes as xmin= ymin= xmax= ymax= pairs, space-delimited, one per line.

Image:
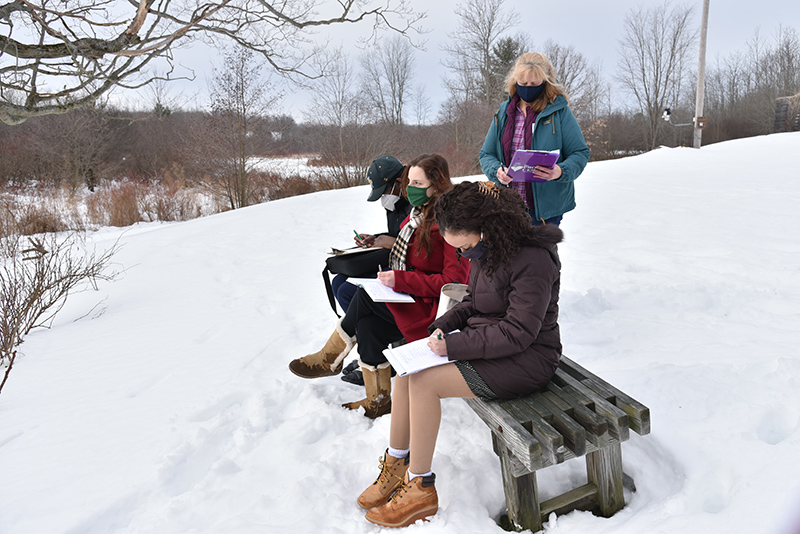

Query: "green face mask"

xmin=406 ymin=185 xmax=431 ymax=207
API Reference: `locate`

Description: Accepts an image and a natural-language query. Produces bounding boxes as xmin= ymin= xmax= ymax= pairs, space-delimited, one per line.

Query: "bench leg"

xmin=586 ymin=442 xmax=624 ymax=517
xmin=494 ymin=433 xmax=542 ymax=532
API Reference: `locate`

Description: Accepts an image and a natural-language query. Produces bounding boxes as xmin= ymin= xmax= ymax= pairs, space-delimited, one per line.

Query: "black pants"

xmin=340 ymin=287 xmax=404 ymax=367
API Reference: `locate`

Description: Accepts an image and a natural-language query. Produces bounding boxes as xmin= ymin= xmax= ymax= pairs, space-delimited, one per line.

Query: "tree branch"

xmin=1 ymin=0 xmax=422 ymax=124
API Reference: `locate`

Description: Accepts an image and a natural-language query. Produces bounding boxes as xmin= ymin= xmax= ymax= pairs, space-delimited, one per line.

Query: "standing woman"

xmin=480 ymin=52 xmax=590 ymax=226
xmin=289 ymin=154 xmax=469 ymax=419
xmin=359 ymin=181 xmax=563 ymax=528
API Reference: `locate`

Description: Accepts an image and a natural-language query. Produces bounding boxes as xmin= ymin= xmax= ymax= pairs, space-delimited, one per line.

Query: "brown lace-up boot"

xmin=365 ymin=472 xmax=438 ymax=528
xmin=342 ymin=362 xmax=392 ymax=418
xmin=357 ymin=450 xmax=410 ymax=510
xmin=288 ymin=319 xmax=354 ymax=378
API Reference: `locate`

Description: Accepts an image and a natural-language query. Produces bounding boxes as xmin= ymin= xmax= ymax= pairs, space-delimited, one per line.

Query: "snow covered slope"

xmin=2 ymin=133 xmax=800 ymax=534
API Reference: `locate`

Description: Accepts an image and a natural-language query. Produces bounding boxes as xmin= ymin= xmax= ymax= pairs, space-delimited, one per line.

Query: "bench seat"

xmin=464 ymin=355 xmax=650 ymax=532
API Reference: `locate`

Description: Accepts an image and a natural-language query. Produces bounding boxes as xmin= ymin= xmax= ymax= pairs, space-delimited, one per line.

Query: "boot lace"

xmin=375 ymin=456 xmax=405 ymax=489
xmin=389 ymin=478 xmax=411 ymax=504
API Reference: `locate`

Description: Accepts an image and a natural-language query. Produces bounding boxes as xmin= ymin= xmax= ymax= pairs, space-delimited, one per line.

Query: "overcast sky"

xmin=147 ymin=0 xmax=800 ymax=122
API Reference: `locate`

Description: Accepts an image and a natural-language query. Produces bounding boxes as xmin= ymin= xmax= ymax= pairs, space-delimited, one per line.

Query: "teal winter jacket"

xmin=479 ymin=95 xmax=590 ymax=221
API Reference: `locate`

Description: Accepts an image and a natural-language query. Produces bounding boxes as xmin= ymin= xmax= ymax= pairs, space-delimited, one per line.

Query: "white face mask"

xmin=380 ymin=194 xmax=401 ymax=211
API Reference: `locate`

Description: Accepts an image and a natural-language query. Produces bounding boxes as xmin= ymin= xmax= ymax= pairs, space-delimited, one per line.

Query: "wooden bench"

xmin=464 ymin=355 xmax=651 ymax=532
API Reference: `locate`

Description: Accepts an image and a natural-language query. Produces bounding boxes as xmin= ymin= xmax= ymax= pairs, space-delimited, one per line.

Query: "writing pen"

xmin=353 ymin=229 xmax=363 ymax=243
xmin=437 ymin=332 xmax=442 ymax=340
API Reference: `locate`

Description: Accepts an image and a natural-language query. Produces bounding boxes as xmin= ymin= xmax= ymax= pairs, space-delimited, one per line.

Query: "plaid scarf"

xmin=389 ymin=207 xmax=423 ymax=271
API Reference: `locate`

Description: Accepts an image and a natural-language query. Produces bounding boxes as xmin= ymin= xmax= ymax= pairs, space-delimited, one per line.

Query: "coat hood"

xmin=530 ymin=223 xmax=564 ymax=247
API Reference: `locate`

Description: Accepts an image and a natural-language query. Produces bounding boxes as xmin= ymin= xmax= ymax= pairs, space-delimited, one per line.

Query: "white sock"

xmin=388 ymin=447 xmax=409 ymax=459
xmin=407 ymin=469 xmax=432 ymax=480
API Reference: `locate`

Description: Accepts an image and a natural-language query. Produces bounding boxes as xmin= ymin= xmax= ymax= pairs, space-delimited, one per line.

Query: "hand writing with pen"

xmin=427 ymin=328 xmax=447 ymax=356
xmin=376 ymin=265 xmax=395 ymax=288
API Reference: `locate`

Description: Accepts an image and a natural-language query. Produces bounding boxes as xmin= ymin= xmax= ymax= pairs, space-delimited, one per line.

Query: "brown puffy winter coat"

xmin=429 ymin=225 xmax=562 ymax=399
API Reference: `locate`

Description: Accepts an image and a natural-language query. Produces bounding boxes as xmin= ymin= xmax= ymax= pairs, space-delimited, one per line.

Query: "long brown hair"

xmin=399 ymin=153 xmax=453 ymax=258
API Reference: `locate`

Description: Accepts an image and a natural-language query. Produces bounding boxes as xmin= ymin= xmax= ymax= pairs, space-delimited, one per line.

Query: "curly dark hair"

xmin=434 ymin=181 xmax=562 ymax=275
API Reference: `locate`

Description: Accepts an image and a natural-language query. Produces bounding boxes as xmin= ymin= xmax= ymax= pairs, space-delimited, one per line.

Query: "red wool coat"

xmin=388 ymin=219 xmax=470 ymax=342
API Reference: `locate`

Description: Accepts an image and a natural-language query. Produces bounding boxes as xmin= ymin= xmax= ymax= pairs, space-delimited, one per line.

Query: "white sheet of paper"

xmin=382 ymin=333 xmax=457 ymax=376
xmin=348 ymin=278 xmax=415 ymax=303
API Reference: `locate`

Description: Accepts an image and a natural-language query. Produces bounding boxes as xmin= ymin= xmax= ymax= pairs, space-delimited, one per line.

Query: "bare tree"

xmin=0 ymin=231 xmax=119 ymax=394
xmin=360 ymin=36 xmax=415 ymax=125
xmin=303 ymin=50 xmax=391 ymax=188
xmin=542 ymin=40 xmax=595 ymax=118
xmin=771 ymin=26 xmax=800 ymax=97
xmin=411 ymin=83 xmax=432 ymax=126
xmin=441 ymin=0 xmax=518 ymax=104
xmin=615 ymin=1 xmax=698 ymax=149
xmin=743 ymin=26 xmax=800 ymax=132
xmin=27 ymin=107 xmax=117 ymax=191
xmin=202 ymin=46 xmax=281 ymax=209
xmin=0 ymin=0 xmax=422 ymax=125
xmin=704 ymin=26 xmax=800 ymax=141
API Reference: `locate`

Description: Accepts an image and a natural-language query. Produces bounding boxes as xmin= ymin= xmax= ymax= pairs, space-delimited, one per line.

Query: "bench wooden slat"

xmin=560 ymin=356 xmax=650 ymax=436
xmin=561 ymin=356 xmax=650 ymax=436
xmin=582 ymin=375 xmax=651 ymax=436
xmin=519 ymin=394 xmax=587 ymax=457
xmin=464 ymin=398 xmax=545 ymax=472
xmin=508 ymin=432 xmax=623 ymax=477
xmin=499 ymin=397 xmax=565 ymax=466
xmin=539 ymin=483 xmax=598 ymax=518
xmin=553 ymin=369 xmax=630 ymax=441
xmin=463 ymin=355 xmax=649 ymax=532
xmin=543 ymin=382 xmax=611 ymax=449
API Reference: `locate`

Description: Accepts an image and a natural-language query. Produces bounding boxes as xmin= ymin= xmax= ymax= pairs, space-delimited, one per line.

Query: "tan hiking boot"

xmin=342 ymin=362 xmax=392 ymax=418
xmin=288 ymin=320 xmax=354 ymax=379
xmin=365 ymin=472 xmax=438 ymax=528
xmin=357 ymin=450 xmax=410 ymax=510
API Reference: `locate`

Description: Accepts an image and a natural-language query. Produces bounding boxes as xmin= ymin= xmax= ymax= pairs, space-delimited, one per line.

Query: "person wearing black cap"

xmin=361 ymin=155 xmax=412 ymax=246
xmin=331 ymin=156 xmax=412 ymax=315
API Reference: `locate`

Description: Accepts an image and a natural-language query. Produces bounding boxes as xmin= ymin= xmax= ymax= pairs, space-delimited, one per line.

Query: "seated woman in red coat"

xmin=288 ymin=154 xmax=470 ymax=419
xmin=358 ymin=181 xmax=563 ymax=528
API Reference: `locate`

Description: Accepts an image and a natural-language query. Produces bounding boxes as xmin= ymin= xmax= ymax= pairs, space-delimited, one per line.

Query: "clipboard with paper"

xmin=507 ymin=149 xmax=560 ymax=182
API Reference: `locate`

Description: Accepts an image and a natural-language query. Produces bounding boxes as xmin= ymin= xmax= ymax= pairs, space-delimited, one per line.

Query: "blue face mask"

xmin=458 ymin=240 xmax=488 ymax=261
xmin=516 ymin=83 xmax=545 ymax=103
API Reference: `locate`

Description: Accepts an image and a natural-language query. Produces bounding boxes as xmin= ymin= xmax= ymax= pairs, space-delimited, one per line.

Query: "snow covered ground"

xmin=2 ymin=133 xmax=800 ymax=534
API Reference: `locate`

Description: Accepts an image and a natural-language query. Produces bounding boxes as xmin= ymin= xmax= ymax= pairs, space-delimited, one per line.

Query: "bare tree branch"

xmin=1 ymin=0 xmax=423 ymax=124
xmin=440 ymin=0 xmax=517 ymax=104
xmin=615 ymin=1 xmax=698 ymax=149
xmin=0 ymin=231 xmax=121 ymax=392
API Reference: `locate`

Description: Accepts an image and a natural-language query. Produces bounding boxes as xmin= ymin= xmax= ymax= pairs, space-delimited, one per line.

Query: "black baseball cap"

xmin=367 ymin=156 xmax=405 ymax=202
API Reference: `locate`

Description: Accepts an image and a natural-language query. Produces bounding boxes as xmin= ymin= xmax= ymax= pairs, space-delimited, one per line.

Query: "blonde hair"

xmin=504 ymin=52 xmax=568 ymax=112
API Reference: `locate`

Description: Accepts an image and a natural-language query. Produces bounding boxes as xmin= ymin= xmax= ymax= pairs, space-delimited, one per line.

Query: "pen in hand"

xmin=353 ymin=229 xmax=363 ymax=246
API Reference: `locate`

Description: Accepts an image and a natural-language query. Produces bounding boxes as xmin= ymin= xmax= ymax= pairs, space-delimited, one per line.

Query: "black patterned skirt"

xmin=454 ymin=360 xmax=499 ymax=401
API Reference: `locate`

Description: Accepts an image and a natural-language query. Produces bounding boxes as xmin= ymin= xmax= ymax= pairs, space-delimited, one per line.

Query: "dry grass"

xmin=1 ymin=164 xmax=340 ymax=236
xmin=86 ymin=182 xmax=143 ymax=227
xmin=0 ymin=189 xmax=84 ymax=238
xmin=140 ymin=166 xmax=206 ymax=222
xmin=260 ymin=172 xmax=319 ymax=201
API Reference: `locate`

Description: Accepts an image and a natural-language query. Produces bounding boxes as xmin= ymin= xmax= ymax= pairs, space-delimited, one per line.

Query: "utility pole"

xmin=693 ymin=0 xmax=710 ymax=148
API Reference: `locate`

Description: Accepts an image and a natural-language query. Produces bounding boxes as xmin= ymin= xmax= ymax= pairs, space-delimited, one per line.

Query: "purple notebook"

xmin=507 ymin=150 xmax=560 ymax=182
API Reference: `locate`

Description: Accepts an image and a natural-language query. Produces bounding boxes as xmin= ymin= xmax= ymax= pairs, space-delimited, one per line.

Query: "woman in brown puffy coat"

xmin=358 ymin=181 xmax=563 ymax=528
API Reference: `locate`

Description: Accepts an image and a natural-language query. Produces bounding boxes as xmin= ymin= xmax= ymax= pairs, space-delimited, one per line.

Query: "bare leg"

xmin=389 ymin=374 xmax=410 ymax=450
xmin=408 ymin=363 xmax=475 ymax=474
